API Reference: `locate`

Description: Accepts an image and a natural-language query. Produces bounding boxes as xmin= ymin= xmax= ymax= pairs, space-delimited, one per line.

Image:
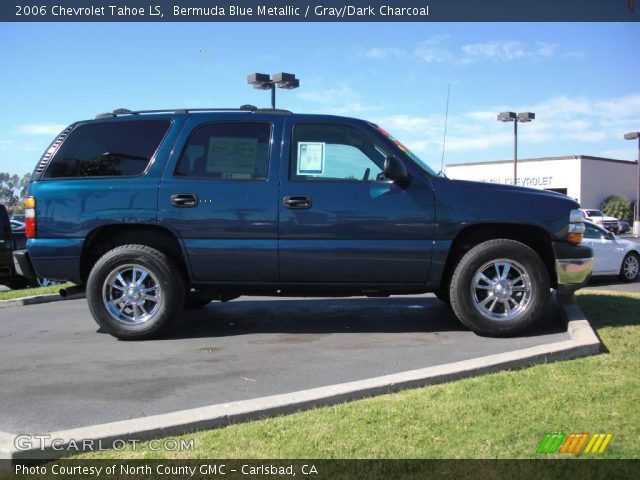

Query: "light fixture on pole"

xmin=247 ymin=72 xmax=300 ymax=109
xmin=624 ymin=131 xmax=640 ymax=235
xmin=497 ymin=111 xmax=535 ymax=185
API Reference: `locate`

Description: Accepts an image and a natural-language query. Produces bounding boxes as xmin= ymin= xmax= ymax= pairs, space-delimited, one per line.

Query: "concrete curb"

xmin=1 ymin=297 xmax=602 ymax=460
xmin=0 ymin=432 xmax=15 ymax=460
xmin=0 ymin=293 xmax=85 ymax=309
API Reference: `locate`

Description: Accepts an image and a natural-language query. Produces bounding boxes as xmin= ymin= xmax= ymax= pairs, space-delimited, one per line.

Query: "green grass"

xmin=0 ymin=282 xmax=72 ymax=301
xmin=78 ymin=290 xmax=639 ymax=459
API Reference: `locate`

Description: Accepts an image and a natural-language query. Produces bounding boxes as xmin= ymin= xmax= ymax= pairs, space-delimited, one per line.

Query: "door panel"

xmin=279 ymin=120 xmax=435 ymax=284
xmin=158 ymin=117 xmax=280 ymax=282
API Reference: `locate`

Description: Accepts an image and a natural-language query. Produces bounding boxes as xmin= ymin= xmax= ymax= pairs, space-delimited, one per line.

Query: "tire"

xmin=86 ymin=244 xmax=186 ymax=340
xmin=618 ymin=252 xmax=640 ymax=282
xmin=449 ymin=239 xmax=550 ymax=337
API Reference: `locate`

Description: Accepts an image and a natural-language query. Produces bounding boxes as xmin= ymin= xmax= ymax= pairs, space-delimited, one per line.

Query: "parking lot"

xmin=0 ymin=294 xmax=575 ymax=436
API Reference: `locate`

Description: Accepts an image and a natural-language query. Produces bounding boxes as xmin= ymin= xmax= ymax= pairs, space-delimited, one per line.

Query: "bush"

xmin=602 ymin=195 xmax=633 ymax=221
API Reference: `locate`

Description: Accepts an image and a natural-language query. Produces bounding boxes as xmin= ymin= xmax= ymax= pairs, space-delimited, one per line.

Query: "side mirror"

xmin=383 ymin=156 xmax=409 ymax=187
xmin=606 ymin=232 xmax=615 ymax=240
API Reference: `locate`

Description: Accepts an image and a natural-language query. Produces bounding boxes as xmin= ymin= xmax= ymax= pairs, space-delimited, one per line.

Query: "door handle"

xmin=171 ymin=193 xmax=198 ymax=207
xmin=283 ymin=195 xmax=312 ymax=209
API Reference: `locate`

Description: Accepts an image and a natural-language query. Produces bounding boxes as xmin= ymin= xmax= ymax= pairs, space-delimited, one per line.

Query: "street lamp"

xmin=624 ymin=131 xmax=640 ymax=235
xmin=497 ymin=111 xmax=535 ymax=185
xmin=247 ymin=72 xmax=300 ymax=109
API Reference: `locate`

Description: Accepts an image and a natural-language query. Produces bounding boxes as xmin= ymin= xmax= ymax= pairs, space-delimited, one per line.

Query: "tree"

xmin=602 ymin=195 xmax=633 ymax=221
xmin=0 ymin=173 xmax=19 ymax=205
xmin=0 ymin=172 xmax=31 ymax=214
xmin=19 ymin=173 xmax=30 ymax=199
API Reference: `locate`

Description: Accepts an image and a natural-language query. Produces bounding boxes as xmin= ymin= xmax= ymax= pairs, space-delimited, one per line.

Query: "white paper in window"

xmin=207 ymin=137 xmax=257 ymax=177
xmin=297 ymin=142 xmax=325 ymax=175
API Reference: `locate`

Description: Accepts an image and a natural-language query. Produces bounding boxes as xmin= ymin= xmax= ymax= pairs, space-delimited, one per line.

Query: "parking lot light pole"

xmin=247 ymin=72 xmax=300 ymax=109
xmin=497 ymin=111 xmax=535 ymax=185
xmin=624 ymin=131 xmax=640 ymax=235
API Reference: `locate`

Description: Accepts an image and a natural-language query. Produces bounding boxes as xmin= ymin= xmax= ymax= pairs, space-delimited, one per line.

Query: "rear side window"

xmin=43 ymin=120 xmax=170 ymax=178
xmin=174 ymin=122 xmax=271 ymax=180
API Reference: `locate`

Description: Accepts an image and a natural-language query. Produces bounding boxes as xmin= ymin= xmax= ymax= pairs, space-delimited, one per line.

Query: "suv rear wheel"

xmin=449 ymin=239 xmax=550 ymax=337
xmin=87 ymin=244 xmax=185 ymax=340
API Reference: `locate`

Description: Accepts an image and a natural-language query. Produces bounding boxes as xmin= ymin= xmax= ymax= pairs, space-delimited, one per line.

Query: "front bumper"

xmin=553 ymin=241 xmax=593 ymax=295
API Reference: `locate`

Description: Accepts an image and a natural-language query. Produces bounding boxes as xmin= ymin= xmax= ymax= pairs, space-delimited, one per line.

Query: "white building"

xmin=445 ymin=155 xmax=638 ymax=209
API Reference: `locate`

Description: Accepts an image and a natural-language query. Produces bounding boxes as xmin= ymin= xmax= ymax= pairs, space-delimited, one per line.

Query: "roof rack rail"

xmin=94 ymin=105 xmax=292 ymax=119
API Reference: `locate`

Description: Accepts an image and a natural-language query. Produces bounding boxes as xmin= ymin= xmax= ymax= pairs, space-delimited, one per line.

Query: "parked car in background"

xmin=582 ymin=222 xmax=639 ymax=282
xmin=10 ymin=219 xmax=25 ymax=232
xmin=618 ymin=220 xmax=632 ymax=234
xmin=1 ymin=204 xmax=60 ymax=289
xmin=11 ymin=214 xmax=25 ymax=223
xmin=580 ymin=209 xmax=619 ymax=233
xmin=1 ymin=205 xmax=30 ymax=288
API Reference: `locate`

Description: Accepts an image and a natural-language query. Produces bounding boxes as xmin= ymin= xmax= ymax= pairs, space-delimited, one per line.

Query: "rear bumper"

xmin=12 ymin=249 xmax=36 ymax=279
xmin=553 ymin=241 xmax=593 ymax=295
xmin=23 ymin=238 xmax=83 ymax=283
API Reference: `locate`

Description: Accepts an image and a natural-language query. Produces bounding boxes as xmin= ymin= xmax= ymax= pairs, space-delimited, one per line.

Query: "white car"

xmin=582 ymin=222 xmax=640 ymax=282
xmin=580 ymin=208 xmax=619 ymax=233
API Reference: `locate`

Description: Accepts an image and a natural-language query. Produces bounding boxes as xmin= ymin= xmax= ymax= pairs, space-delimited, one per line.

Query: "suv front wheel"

xmin=87 ymin=244 xmax=186 ymax=340
xmin=449 ymin=239 xmax=550 ymax=337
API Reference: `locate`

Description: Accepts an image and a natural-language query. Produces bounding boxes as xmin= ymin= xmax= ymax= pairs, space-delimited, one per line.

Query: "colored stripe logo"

xmin=537 ymin=433 xmax=613 ymax=454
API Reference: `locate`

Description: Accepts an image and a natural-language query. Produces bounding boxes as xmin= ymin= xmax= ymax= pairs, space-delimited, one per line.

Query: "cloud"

xmin=413 ymin=35 xmax=454 ymax=63
xmin=369 ymin=92 xmax=640 ymax=168
xmin=363 ymin=47 xmax=404 ymax=59
xmin=599 ymin=148 xmax=639 ymax=160
xmin=363 ymin=37 xmax=575 ymax=65
xmin=295 ymin=81 xmax=377 ymax=115
xmin=375 ymin=115 xmax=439 ymax=133
xmin=460 ymin=41 xmax=558 ymax=62
xmin=16 ymin=123 xmax=66 ymax=136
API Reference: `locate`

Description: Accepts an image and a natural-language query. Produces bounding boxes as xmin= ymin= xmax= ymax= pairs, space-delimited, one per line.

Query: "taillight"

xmin=567 ymin=209 xmax=585 ymax=245
xmin=24 ymin=196 xmax=36 ymax=238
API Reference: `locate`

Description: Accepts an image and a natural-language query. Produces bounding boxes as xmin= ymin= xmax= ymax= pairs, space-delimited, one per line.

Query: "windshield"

xmin=374 ymin=125 xmax=438 ymax=176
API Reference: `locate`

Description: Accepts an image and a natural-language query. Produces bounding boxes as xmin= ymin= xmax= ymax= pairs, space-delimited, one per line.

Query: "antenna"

xmin=439 ymin=83 xmax=451 ymax=176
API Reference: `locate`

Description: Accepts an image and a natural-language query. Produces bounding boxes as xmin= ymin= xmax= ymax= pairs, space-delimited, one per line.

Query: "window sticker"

xmin=297 ymin=142 xmax=325 ymax=175
xmin=207 ymin=137 xmax=257 ymax=176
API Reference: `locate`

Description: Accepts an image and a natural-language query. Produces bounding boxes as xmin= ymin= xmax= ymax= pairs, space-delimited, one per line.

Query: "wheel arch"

xmin=439 ymin=223 xmax=556 ymax=292
xmin=79 ymin=224 xmax=191 ymax=284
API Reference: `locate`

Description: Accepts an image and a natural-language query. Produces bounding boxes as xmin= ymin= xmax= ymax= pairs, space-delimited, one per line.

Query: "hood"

xmin=445 ymin=178 xmax=579 ymax=206
xmin=430 ymin=177 xmax=580 ymax=241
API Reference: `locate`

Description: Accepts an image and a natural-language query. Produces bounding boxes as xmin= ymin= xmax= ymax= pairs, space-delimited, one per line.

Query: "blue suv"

xmin=14 ymin=107 xmax=593 ymax=339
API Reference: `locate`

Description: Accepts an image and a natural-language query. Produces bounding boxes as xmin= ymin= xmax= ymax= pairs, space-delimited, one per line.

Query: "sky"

xmin=0 ymin=22 xmax=638 ymax=175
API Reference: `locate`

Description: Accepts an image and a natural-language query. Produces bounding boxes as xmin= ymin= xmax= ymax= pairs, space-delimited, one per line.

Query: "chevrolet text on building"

xmin=14 ymin=107 xmax=592 ymax=340
xmin=446 ymin=155 xmax=638 ymax=209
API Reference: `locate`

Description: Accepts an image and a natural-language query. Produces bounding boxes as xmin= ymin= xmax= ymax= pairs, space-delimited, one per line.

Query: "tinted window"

xmin=174 ymin=122 xmax=271 ymax=180
xmin=291 ymin=123 xmax=388 ymax=182
xmin=44 ymin=120 xmax=170 ymax=178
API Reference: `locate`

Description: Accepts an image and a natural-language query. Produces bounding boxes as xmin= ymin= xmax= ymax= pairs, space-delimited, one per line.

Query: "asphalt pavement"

xmin=0 ymin=294 xmax=572 ymax=435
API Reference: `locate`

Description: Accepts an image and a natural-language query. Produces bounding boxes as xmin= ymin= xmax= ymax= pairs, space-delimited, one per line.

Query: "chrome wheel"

xmin=102 ymin=264 xmax=163 ymax=326
xmin=623 ymin=254 xmax=639 ymax=280
xmin=471 ymin=259 xmax=532 ymax=322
